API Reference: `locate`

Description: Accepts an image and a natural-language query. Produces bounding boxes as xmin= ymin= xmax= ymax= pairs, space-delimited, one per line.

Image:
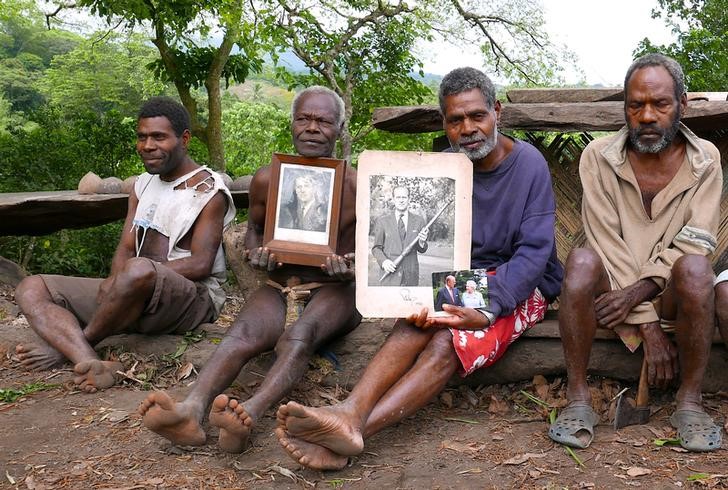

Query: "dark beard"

xmin=628 ymin=113 xmax=681 ymax=154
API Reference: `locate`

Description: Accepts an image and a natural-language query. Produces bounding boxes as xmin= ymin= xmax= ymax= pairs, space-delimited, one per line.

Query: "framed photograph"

xmin=263 ymin=153 xmax=345 ymax=267
xmin=355 ymin=150 xmax=473 ymax=317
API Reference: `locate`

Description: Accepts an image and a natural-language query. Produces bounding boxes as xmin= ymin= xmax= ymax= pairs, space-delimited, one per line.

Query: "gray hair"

xmin=291 ymin=85 xmax=345 ymax=128
xmin=624 ymin=53 xmax=686 ymax=103
xmin=438 ymin=67 xmax=496 ymax=115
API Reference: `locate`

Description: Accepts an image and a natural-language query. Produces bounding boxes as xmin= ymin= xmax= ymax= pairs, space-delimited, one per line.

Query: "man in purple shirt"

xmin=274 ymin=67 xmax=563 ymax=470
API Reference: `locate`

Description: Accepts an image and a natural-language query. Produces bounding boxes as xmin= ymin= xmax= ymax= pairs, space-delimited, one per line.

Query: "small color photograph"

xmin=431 ymin=269 xmax=490 ymax=312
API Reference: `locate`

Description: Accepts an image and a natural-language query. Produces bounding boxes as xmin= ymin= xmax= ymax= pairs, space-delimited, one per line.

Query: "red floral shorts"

xmin=450 ymin=288 xmax=547 ymax=376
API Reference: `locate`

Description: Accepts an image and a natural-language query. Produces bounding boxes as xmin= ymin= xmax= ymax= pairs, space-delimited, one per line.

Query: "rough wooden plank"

xmin=0 ymin=190 xmax=250 ymax=236
xmin=372 ymin=101 xmax=728 ymax=133
xmin=506 ymin=88 xmax=727 ymax=104
xmin=506 ymin=87 xmax=624 ymax=103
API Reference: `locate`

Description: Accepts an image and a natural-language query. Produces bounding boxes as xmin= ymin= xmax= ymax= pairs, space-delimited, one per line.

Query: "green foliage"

xmin=0 ymin=3 xmax=82 ymax=111
xmin=0 ymin=380 xmax=61 ymax=403
xmin=38 ymin=33 xmax=165 ymax=117
xmin=222 ymin=100 xmax=293 ymax=176
xmin=634 ymin=0 xmax=727 ymax=91
xmin=0 ymin=107 xmax=140 ymax=193
xmin=0 ymin=223 xmax=122 ymax=277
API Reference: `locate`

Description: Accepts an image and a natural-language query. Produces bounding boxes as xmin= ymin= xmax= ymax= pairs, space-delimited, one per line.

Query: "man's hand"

xmin=406 ymin=305 xmax=489 ymax=331
xmin=431 ymin=304 xmax=489 ymax=330
xmin=381 ymin=259 xmax=397 ymax=273
xmin=595 ymin=289 xmax=635 ymax=329
xmin=322 ymin=252 xmax=355 ymax=281
xmin=595 ymin=280 xmax=660 ymax=330
xmin=246 ymin=247 xmax=281 ymax=272
xmin=406 ymin=307 xmax=435 ymax=329
xmin=96 ymin=276 xmax=114 ymax=305
xmin=417 ymin=227 xmax=429 ymax=246
xmin=640 ymin=322 xmax=679 ymax=389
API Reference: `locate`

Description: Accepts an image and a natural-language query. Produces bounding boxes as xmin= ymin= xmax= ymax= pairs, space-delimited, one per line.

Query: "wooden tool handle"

xmin=636 ymin=356 xmax=649 ymax=407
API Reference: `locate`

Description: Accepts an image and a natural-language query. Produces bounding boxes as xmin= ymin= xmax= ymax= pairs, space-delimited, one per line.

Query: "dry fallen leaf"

xmin=176 ymin=362 xmax=196 ymax=382
xmin=440 ymin=440 xmax=486 ymax=454
xmin=626 ymin=467 xmax=652 ymax=477
xmin=503 ymin=453 xmax=547 ymax=465
xmin=488 ymin=395 xmax=510 ymax=415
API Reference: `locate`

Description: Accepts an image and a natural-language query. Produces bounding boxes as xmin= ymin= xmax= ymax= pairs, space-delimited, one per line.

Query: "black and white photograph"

xmin=273 ymin=163 xmax=334 ymax=245
xmin=355 ymin=150 xmax=473 ymax=318
xmin=368 ymin=175 xmax=455 ymax=287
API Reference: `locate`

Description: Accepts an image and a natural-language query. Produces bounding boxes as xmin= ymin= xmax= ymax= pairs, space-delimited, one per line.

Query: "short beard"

xmin=454 ymin=124 xmax=498 ymax=162
xmin=628 ymin=114 xmax=681 ymax=154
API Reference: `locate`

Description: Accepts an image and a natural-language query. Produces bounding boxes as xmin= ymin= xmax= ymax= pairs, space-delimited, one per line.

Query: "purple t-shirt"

xmin=452 ymin=138 xmax=563 ymax=317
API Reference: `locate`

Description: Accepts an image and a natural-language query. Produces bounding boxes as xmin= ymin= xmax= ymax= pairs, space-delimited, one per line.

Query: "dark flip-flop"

xmin=669 ymin=409 xmax=722 ymax=452
xmin=548 ymin=404 xmax=599 ymax=449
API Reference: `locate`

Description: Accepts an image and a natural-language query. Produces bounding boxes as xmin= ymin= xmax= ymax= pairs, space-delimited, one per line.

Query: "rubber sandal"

xmin=669 ymin=409 xmax=722 ymax=452
xmin=548 ymin=404 xmax=599 ymax=449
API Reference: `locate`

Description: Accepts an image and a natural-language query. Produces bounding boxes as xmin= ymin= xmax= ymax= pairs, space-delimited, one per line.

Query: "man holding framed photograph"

xmin=139 ymin=86 xmax=360 ymax=453
xmin=276 ymin=67 xmax=564 ymax=470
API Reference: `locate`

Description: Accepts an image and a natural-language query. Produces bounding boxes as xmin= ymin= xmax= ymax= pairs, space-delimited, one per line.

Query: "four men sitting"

xmin=12 ymin=55 xmax=725 ymax=461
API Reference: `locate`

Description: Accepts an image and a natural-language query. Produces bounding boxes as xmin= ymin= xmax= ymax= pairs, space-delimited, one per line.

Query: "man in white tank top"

xmin=15 ymin=97 xmax=235 ymax=393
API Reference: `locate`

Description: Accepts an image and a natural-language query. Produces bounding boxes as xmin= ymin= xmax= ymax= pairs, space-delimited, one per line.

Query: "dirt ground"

xmin=2 ymin=284 xmax=728 ymax=489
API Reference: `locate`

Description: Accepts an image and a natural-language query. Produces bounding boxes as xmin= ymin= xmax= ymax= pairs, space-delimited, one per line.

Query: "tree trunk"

xmin=205 ymin=76 xmax=225 ymax=172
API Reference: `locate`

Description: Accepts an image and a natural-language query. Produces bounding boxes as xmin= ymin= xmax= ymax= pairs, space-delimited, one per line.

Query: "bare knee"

xmin=420 ymin=330 xmax=457 ymax=372
xmin=562 ymin=248 xmax=604 ymax=295
xmin=275 ymin=321 xmax=317 ymax=357
xmin=114 ymin=257 xmax=156 ymax=295
xmin=716 ymin=281 xmax=728 ymax=314
xmin=15 ymin=275 xmax=52 ymax=313
xmin=672 ymin=254 xmax=713 ymax=297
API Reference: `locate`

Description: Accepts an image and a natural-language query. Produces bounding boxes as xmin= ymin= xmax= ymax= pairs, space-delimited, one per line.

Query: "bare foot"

xmin=15 ymin=342 xmax=66 ymax=371
xmin=276 ymin=426 xmax=349 ymax=470
xmin=139 ymin=391 xmax=206 ymax=446
xmin=209 ymin=394 xmax=253 ymax=453
xmin=276 ymin=401 xmax=364 ymax=456
xmin=73 ymin=360 xmax=123 ymax=393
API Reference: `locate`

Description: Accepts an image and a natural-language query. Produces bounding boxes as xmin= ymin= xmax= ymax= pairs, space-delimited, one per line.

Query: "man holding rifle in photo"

xmin=371 ymin=185 xmax=429 ymax=286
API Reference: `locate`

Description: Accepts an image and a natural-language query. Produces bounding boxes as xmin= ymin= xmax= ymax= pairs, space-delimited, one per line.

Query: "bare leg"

xmin=276 ymin=324 xmax=456 ymax=468
xmin=714 ymin=281 xmax=728 ymax=349
xmin=665 ymin=255 xmax=714 ymax=412
xmin=15 ymin=276 xmax=73 ymax=370
xmin=558 ymin=248 xmax=610 ymax=406
xmin=212 ymin=283 xmax=359 ymax=452
xmin=141 ymin=286 xmax=285 ymax=447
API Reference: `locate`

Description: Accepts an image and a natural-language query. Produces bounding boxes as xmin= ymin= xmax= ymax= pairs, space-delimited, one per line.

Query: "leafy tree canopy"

xmin=634 ymin=0 xmax=727 ymax=91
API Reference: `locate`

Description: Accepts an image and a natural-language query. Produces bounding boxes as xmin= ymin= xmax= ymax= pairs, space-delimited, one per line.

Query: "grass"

xmin=0 ymin=381 xmax=61 ymax=403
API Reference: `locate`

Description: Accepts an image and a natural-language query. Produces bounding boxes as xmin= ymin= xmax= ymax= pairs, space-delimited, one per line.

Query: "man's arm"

xmin=109 ymin=190 xmax=139 ymax=275
xmin=371 ymin=217 xmax=390 ymax=267
xmin=486 ymin=159 xmax=559 ymax=318
xmin=243 ymin=166 xmax=283 ymax=272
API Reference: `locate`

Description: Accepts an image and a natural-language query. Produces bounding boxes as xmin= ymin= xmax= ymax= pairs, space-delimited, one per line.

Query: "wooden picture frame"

xmin=263 ymin=153 xmax=345 ymax=267
xmin=355 ymin=150 xmax=473 ymax=318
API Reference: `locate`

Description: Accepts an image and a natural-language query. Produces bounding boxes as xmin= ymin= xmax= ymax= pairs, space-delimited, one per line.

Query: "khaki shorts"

xmin=39 ymin=260 xmax=215 ymax=335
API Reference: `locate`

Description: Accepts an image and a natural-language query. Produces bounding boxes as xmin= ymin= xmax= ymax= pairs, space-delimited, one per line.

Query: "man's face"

xmin=625 ymin=65 xmax=684 ymax=154
xmin=292 ymin=92 xmax=340 ymax=158
xmin=294 ymin=177 xmax=314 ymax=203
xmin=136 ymin=116 xmax=188 ymax=176
xmin=443 ymin=88 xmax=499 ymax=162
xmin=446 ymin=277 xmax=455 ymax=288
xmin=393 ymin=187 xmax=410 ymax=212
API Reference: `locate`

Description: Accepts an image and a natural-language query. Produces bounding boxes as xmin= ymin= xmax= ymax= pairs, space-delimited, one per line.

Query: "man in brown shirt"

xmin=550 ymin=53 xmax=722 ymax=452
